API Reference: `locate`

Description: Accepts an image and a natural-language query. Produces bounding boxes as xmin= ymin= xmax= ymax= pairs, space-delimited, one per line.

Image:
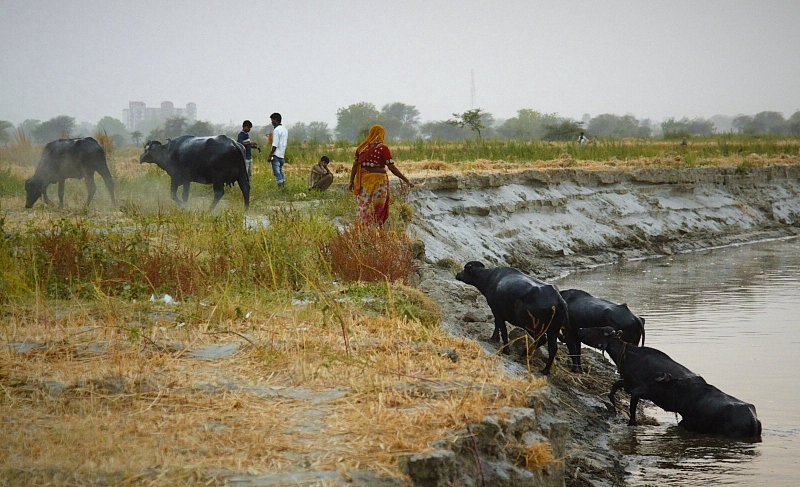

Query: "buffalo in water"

xmin=579 ymin=327 xmax=762 ymax=440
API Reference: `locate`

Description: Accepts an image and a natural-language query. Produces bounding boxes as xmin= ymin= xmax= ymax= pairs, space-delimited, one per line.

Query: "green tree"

xmin=661 ymin=118 xmax=691 ymax=139
xmin=0 ymin=120 xmax=12 ymax=145
xmin=497 ymin=109 xmax=560 ymax=139
xmin=335 ymin=102 xmax=381 ymax=142
xmin=164 ymin=117 xmax=187 ymax=139
xmin=589 ymin=114 xmax=645 ymax=138
xmin=542 ymin=120 xmax=584 ymax=141
xmin=420 ymin=121 xmax=471 ymax=141
xmin=187 ymin=120 xmax=215 ymax=136
xmin=32 ymin=115 xmax=75 ymax=143
xmin=686 ymin=118 xmax=714 ymax=136
xmin=289 ymin=122 xmax=309 ymax=142
xmin=752 ymin=111 xmax=787 ymax=135
xmin=307 ymin=121 xmax=331 ymax=143
xmin=732 ymin=115 xmax=754 ymax=135
xmin=381 ymin=102 xmax=420 ymax=140
xmin=448 ymin=108 xmax=488 ymax=139
xmin=291 ymin=121 xmax=331 ymax=143
xmin=788 ymin=110 xmax=800 ymax=136
xmin=733 ymin=112 xmax=787 ymax=135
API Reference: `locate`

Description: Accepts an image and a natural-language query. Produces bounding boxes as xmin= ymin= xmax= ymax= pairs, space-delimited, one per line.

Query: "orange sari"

xmin=353 ymin=125 xmax=392 ymax=225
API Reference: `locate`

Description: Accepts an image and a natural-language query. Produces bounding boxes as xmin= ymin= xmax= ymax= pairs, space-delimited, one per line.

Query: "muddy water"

xmin=554 ymin=237 xmax=800 ymax=486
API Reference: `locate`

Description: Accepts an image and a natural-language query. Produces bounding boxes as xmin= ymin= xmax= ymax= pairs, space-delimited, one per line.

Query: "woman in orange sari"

xmin=348 ymin=125 xmax=414 ymax=225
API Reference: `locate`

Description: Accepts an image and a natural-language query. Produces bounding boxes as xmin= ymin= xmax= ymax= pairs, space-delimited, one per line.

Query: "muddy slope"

xmin=408 ymin=164 xmax=800 ymax=275
xmin=407 ymin=164 xmax=800 ymax=486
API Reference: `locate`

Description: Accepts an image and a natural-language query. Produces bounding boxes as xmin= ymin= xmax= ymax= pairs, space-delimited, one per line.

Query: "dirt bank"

xmin=407 ymin=164 xmax=800 ymax=486
xmin=408 ymin=164 xmax=800 ymax=276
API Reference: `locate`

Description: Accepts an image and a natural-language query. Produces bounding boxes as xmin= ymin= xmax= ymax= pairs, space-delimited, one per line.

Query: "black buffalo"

xmin=139 ymin=135 xmax=250 ymax=210
xmin=25 ymin=137 xmax=116 ymax=208
xmin=579 ymin=327 xmax=762 ymax=440
xmin=561 ymin=288 xmax=645 ymax=346
xmin=456 ymin=261 xmax=581 ymax=375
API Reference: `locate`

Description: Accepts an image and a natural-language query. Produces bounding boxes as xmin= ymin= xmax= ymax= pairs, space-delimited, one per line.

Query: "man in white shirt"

xmin=268 ymin=112 xmax=288 ymax=188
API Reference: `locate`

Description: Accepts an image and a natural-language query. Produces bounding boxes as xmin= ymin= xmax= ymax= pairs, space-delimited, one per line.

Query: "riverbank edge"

xmin=406 ymin=164 xmax=800 ymax=486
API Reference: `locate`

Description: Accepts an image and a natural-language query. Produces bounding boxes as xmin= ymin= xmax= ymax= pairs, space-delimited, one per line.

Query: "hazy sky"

xmin=2 ymin=0 xmax=799 ymax=128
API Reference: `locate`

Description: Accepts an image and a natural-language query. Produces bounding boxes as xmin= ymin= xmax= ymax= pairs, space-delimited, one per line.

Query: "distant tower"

xmin=185 ymin=102 xmax=197 ymax=122
xmin=470 ymin=69 xmax=476 ymax=108
xmin=125 ymin=101 xmax=146 ymax=131
xmin=160 ymin=101 xmax=175 ymax=121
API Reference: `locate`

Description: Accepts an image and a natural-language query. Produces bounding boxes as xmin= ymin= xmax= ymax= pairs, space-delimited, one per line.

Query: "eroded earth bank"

xmin=406 ymin=164 xmax=800 ymax=486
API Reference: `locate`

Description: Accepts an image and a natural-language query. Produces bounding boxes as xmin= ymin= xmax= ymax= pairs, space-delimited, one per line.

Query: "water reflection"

xmin=616 ymin=423 xmax=760 ymax=485
xmin=556 ymin=237 xmax=800 ymax=486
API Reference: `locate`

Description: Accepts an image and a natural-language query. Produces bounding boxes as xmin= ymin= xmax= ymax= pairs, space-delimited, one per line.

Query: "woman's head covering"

xmin=355 ymin=125 xmax=386 ymax=155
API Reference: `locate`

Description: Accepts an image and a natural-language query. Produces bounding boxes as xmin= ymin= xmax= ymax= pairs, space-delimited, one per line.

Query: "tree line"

xmin=3 ymin=105 xmax=800 ymax=148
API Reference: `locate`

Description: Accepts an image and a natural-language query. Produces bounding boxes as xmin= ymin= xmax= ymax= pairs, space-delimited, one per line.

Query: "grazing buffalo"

xmin=561 ymin=288 xmax=645 ymax=346
xmin=139 ymin=135 xmax=250 ymax=210
xmin=25 ymin=137 xmax=116 ymax=208
xmin=456 ymin=261 xmax=581 ymax=375
xmin=579 ymin=327 xmax=762 ymax=440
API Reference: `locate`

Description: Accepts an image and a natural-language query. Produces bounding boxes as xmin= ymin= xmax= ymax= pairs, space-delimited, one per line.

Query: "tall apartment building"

xmin=123 ymin=101 xmax=197 ymax=132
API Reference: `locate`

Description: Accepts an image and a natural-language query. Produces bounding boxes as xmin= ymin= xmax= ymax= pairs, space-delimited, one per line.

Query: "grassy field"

xmin=1 ymin=136 xmax=799 ymax=484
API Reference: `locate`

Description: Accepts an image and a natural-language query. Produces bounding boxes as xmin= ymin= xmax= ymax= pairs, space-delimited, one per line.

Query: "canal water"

xmin=554 ymin=237 xmax=800 ymax=486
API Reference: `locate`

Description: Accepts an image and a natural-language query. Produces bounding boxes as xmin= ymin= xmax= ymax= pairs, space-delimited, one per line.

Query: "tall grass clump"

xmin=325 ymin=224 xmax=412 ymax=283
xmin=0 ymin=216 xmax=31 ymax=302
xmin=0 ymin=129 xmax=40 ymax=168
xmin=0 ymin=167 xmax=24 ymax=197
xmin=94 ymin=129 xmax=115 ymax=155
xmin=19 ymin=215 xmax=209 ymax=299
xmin=244 ymin=208 xmax=338 ymax=290
xmin=5 ymin=207 xmax=337 ymax=301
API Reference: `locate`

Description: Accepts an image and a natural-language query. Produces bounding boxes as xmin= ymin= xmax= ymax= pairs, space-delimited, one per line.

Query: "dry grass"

xmin=519 ymin=442 xmax=555 ymax=469
xmin=1 ymin=292 xmax=545 ymax=483
xmin=396 ymin=152 xmax=800 ymax=178
xmin=326 ymin=225 xmax=412 ymax=283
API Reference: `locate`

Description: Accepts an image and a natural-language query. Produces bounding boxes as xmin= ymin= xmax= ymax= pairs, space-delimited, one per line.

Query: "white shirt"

xmin=272 ymin=125 xmax=288 ymax=158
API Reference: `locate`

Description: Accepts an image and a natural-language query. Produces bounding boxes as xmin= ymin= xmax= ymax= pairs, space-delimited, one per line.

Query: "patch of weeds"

xmin=325 ymin=225 xmax=412 ymax=283
xmin=736 ymin=160 xmax=754 ymax=174
xmin=435 ymin=257 xmax=461 ymax=273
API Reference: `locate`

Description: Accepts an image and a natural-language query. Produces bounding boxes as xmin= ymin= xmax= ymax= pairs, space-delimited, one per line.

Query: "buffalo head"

xmin=455 ymin=260 xmax=486 ymax=284
xmin=578 ymin=326 xmax=622 ymax=351
xmin=24 ymin=178 xmax=46 ymax=208
xmin=139 ymin=140 xmax=163 ymax=164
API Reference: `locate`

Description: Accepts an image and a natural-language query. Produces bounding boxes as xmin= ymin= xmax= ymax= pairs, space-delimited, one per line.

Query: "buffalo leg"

xmin=539 ymin=332 xmax=558 ymax=375
xmin=170 ymin=180 xmax=184 ymax=208
xmin=210 ymin=182 xmax=225 ymax=210
xmin=57 ymin=180 xmax=66 ymax=208
xmin=181 ymin=183 xmax=191 ymax=203
xmin=607 ymin=380 xmax=624 ymax=415
xmin=491 ymin=317 xmax=509 ymax=354
xmin=42 ymin=184 xmax=54 ymax=206
xmin=627 ymin=393 xmax=641 ymax=426
xmin=563 ymin=327 xmax=583 ymax=373
xmin=238 ymin=177 xmax=250 ymax=210
xmin=84 ymin=176 xmax=97 ymax=206
xmin=97 ymin=167 xmax=116 ymax=205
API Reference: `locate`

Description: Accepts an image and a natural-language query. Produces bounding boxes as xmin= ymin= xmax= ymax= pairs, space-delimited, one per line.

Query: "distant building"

xmin=123 ymin=101 xmax=197 ymax=131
